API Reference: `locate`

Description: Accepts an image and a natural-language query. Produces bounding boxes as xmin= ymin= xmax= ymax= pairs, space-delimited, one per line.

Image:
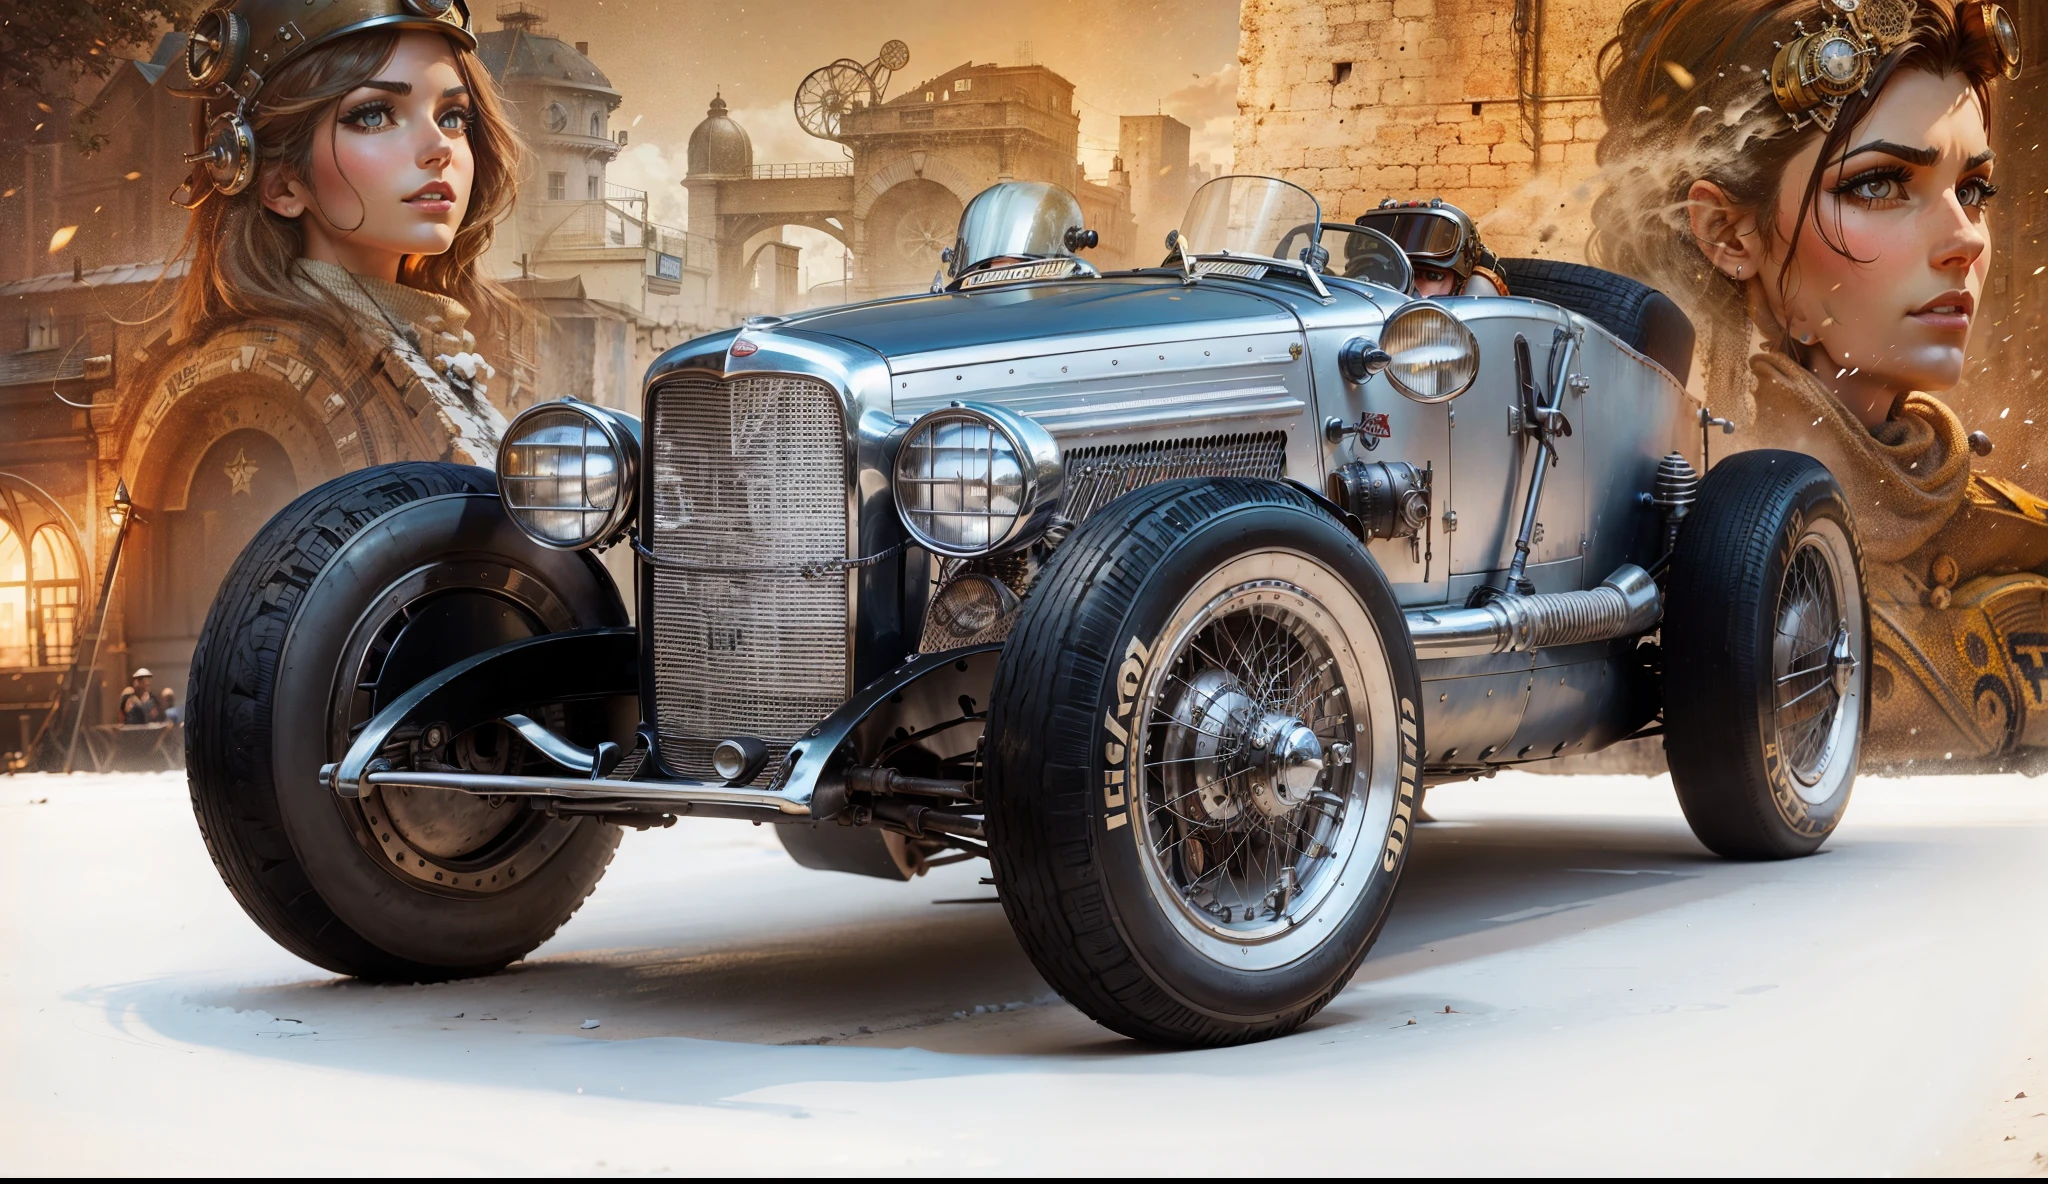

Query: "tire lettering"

xmin=1105 ymin=635 xmax=1152 ymax=831
xmin=1383 ymin=697 xmax=1423 ymax=871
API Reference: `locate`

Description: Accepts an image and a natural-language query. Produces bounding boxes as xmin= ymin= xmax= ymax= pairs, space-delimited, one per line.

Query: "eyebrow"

xmin=1837 ymin=139 xmax=1940 ymax=166
xmin=1965 ymin=148 xmax=1996 ymax=170
xmin=443 ymin=85 xmax=468 ymax=98
xmin=360 ymin=80 xmax=410 ymax=95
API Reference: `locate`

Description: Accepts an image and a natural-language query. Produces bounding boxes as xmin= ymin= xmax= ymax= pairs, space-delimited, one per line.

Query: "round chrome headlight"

xmin=496 ymin=398 xmax=641 ymax=550
xmin=893 ymin=402 xmax=1063 ymax=557
xmin=1382 ymin=301 xmax=1481 ymax=404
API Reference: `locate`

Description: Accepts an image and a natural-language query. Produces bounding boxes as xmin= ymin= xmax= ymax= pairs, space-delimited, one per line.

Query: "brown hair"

xmin=1590 ymin=0 xmax=2003 ymax=397
xmin=170 ymin=28 xmax=522 ymax=343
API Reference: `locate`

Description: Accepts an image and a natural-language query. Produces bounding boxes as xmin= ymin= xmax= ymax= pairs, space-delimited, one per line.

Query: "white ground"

xmin=3 ymin=770 xmax=2046 ymax=1176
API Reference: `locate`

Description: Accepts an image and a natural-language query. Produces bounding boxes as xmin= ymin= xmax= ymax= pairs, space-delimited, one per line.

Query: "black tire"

xmin=1663 ymin=450 xmax=1868 ymax=859
xmin=1500 ymin=256 xmax=1696 ymax=383
xmin=985 ymin=479 xmax=1423 ymax=1046
xmin=187 ymin=462 xmax=629 ymax=980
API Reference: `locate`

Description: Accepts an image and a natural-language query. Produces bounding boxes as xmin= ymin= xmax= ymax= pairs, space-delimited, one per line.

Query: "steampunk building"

xmin=683 ymin=57 xmax=1148 ymax=304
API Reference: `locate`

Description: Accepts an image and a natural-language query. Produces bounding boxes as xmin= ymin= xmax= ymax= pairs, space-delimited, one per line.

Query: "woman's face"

xmin=1753 ymin=70 xmax=1995 ymax=416
xmin=261 ymin=31 xmax=476 ymax=282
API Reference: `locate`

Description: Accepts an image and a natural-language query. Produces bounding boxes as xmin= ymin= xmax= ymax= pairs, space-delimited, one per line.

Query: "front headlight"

xmin=497 ymin=398 xmax=641 ymax=550
xmin=1382 ymin=301 xmax=1481 ymax=404
xmin=893 ymin=402 xmax=1063 ymax=557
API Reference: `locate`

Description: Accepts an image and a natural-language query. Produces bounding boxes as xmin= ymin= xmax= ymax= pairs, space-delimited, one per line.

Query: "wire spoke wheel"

xmin=1664 ymin=450 xmax=1865 ymax=858
xmin=1126 ymin=551 xmax=1396 ymax=971
xmin=1772 ymin=531 xmax=1855 ymax=795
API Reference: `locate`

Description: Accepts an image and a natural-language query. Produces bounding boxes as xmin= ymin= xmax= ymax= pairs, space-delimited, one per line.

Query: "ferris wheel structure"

xmin=794 ymin=40 xmax=911 ymax=141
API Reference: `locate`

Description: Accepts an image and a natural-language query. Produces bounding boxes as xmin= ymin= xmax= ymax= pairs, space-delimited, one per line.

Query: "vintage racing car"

xmin=187 ymin=176 xmax=1868 ymax=1046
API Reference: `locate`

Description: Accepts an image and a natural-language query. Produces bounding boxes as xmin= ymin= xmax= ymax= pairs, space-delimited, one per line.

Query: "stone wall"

xmin=1233 ymin=0 xmax=1627 ymax=263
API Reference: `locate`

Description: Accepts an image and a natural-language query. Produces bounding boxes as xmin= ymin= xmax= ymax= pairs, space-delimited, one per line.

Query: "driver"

xmin=1355 ymin=199 xmax=1510 ymax=298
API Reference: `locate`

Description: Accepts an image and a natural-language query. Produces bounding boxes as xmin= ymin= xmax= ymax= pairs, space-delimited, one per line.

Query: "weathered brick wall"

xmin=1234 ymin=0 xmax=1626 ymax=263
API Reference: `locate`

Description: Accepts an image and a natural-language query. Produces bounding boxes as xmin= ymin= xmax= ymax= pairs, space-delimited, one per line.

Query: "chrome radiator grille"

xmin=647 ymin=375 xmax=848 ymax=781
xmin=1062 ymin=431 xmax=1287 ymax=521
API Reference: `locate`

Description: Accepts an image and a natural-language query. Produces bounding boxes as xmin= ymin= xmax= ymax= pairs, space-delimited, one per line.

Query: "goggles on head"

xmin=1355 ymin=199 xmax=1484 ymax=280
xmin=168 ymin=0 xmax=476 ymax=206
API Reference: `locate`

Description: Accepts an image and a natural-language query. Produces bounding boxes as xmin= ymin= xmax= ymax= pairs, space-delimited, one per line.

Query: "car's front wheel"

xmin=186 ymin=463 xmax=629 ymax=980
xmin=985 ymin=479 xmax=1421 ymax=1046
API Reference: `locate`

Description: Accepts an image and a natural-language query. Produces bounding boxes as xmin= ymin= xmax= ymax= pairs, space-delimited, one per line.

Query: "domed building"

xmin=687 ymin=96 xmax=754 ymax=178
xmin=475 ymin=5 xmax=716 ymax=417
xmin=477 ymin=5 xmax=621 ymax=204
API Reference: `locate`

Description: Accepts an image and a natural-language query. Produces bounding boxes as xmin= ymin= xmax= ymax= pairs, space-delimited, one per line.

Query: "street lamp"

xmin=107 ymin=479 xmax=131 ymax=529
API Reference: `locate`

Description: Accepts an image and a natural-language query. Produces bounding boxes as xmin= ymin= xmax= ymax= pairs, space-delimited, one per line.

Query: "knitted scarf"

xmin=1747 ymin=352 xmax=1970 ymax=564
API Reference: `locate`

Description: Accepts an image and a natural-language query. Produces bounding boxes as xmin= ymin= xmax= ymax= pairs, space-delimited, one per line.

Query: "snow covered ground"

xmin=3 ymin=769 xmax=2045 ymax=1175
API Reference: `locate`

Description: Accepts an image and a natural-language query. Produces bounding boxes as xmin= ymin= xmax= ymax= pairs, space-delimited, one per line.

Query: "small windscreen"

xmin=1354 ymin=210 xmax=1463 ymax=260
xmin=1323 ymin=225 xmax=1414 ymax=291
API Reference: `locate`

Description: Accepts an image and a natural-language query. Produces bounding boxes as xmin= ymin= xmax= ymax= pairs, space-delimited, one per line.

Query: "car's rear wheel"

xmin=187 ymin=463 xmax=629 ymax=980
xmin=1663 ymin=450 xmax=1867 ymax=858
xmin=985 ymin=479 xmax=1422 ymax=1046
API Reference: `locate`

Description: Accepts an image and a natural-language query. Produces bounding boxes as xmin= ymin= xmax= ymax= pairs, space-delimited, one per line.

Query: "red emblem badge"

xmin=729 ymin=338 xmax=759 ymax=357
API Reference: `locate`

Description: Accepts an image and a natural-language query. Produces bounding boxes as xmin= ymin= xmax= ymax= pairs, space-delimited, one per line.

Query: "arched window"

xmin=590 ymin=111 xmax=602 ymax=138
xmin=0 ymin=520 xmax=26 ymax=668
xmin=30 ymin=525 xmax=79 ymax=665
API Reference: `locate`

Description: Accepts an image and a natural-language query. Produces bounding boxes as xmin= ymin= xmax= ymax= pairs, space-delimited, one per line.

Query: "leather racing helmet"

xmin=168 ymin=0 xmax=476 ymax=205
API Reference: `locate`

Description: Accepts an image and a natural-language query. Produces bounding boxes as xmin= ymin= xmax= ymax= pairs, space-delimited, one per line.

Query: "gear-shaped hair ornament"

xmin=1768 ymin=0 xmax=1921 ymax=131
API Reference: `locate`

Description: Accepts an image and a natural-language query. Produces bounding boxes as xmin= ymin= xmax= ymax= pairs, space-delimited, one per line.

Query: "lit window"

xmin=0 ymin=519 xmax=25 ymax=668
xmin=955 ymin=77 xmax=972 ymax=92
xmin=547 ymin=172 xmax=566 ymax=200
xmin=29 ymin=525 xmax=77 ymax=666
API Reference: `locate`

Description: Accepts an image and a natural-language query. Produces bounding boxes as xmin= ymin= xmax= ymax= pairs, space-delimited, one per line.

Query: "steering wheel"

xmin=1331 ymin=226 xmax=1414 ymax=293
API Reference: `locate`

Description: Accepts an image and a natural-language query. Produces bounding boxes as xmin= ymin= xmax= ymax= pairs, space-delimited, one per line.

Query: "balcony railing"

xmin=536 ymin=199 xmax=714 ymax=272
xmin=748 ymin=161 xmax=853 ymax=180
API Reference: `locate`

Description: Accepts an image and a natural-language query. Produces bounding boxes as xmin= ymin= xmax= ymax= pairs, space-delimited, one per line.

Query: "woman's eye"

xmin=438 ymin=107 xmax=473 ymax=133
xmin=1848 ymin=176 xmax=1903 ymax=203
xmin=1959 ymin=177 xmax=1999 ymax=208
xmin=341 ymin=102 xmax=393 ymax=130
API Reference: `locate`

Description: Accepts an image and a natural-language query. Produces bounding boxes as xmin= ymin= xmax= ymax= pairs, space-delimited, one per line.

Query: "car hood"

xmin=774 ymin=274 xmax=1303 ymax=371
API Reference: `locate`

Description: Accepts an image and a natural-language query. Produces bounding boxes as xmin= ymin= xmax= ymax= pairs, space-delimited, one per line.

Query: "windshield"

xmin=951 ymin=182 xmax=1088 ymax=278
xmin=1178 ymin=175 xmax=1322 ymax=262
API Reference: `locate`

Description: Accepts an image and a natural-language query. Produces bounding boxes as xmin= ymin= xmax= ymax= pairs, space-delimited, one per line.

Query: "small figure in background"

xmin=159 ymin=688 xmax=183 ymax=726
xmin=120 ymin=669 xmax=161 ymax=725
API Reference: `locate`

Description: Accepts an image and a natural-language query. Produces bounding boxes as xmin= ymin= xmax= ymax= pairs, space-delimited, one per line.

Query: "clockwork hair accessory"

xmin=166 ymin=0 xmax=475 ymax=207
xmin=1768 ymin=0 xmax=1917 ymax=131
xmin=1961 ymin=1 xmax=2025 ymax=79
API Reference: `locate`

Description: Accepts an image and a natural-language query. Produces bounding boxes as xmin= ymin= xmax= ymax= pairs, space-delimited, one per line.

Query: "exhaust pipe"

xmin=1405 ymin=564 xmax=1660 ymax=658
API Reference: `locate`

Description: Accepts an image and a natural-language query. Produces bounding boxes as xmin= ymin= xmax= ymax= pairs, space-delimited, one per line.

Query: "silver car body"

xmin=635 ymin=265 xmax=1695 ymax=799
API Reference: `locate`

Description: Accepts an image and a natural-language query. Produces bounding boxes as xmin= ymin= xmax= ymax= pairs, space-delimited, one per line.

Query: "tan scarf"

xmin=1747 ymin=352 xmax=1970 ymax=564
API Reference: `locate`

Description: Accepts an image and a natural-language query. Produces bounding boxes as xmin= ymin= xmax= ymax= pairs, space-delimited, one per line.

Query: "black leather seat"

xmin=1500 ymin=257 xmax=1696 ymax=384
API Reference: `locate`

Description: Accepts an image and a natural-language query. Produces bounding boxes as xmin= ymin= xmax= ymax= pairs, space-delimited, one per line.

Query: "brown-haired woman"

xmin=1593 ymin=0 xmax=2048 ymax=766
xmin=165 ymin=0 xmax=520 ymax=468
